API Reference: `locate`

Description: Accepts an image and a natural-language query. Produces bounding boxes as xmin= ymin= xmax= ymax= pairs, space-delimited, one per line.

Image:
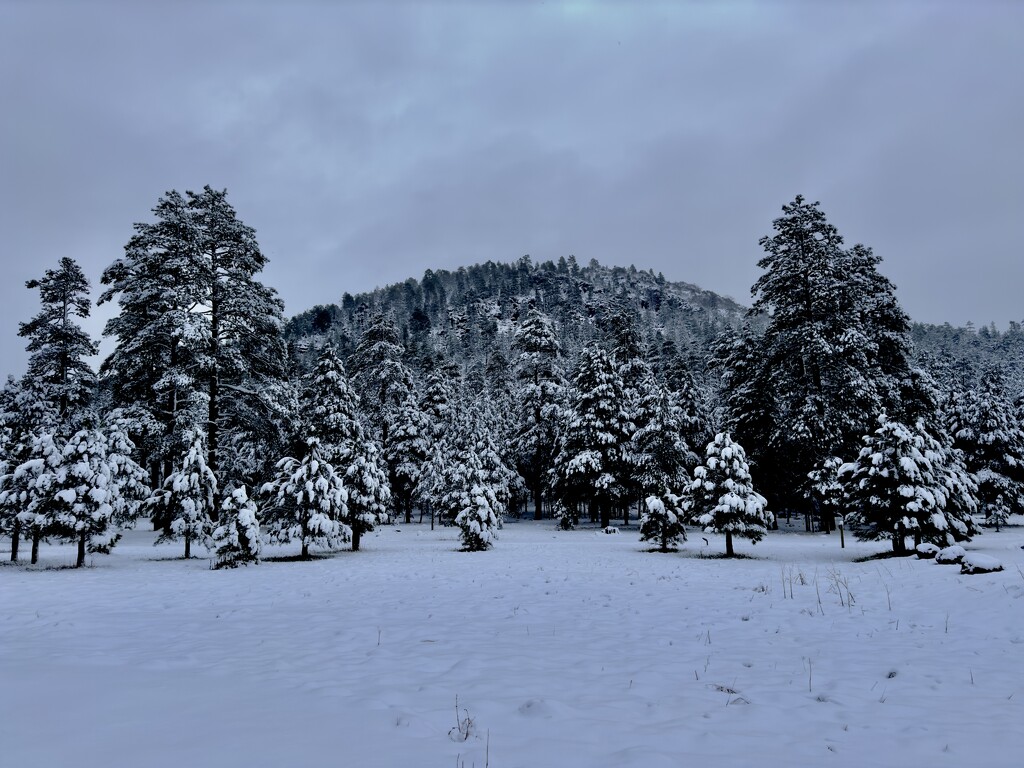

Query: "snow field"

xmin=2 ymin=520 xmax=1023 ymax=767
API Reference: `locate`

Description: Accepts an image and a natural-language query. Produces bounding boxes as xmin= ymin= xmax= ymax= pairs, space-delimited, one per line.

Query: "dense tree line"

xmin=3 ymin=191 xmax=1023 ymax=566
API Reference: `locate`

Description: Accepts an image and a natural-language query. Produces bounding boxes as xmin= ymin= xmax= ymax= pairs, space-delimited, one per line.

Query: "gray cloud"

xmin=1 ymin=1 xmax=1021 ymax=372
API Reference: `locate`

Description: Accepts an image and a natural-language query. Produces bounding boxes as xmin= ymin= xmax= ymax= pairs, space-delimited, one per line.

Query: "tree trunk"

xmin=184 ymin=532 xmax=192 ymax=559
xmin=892 ymin=525 xmax=905 ymax=554
xmin=406 ymin=498 xmax=413 ymax=524
xmin=208 ymin=253 xmax=221 ymax=519
xmin=600 ymin=500 xmax=611 ymax=529
xmin=31 ymin=529 xmax=40 ymax=565
xmin=10 ymin=518 xmax=20 ymax=562
xmin=533 ymin=484 xmax=542 ymax=521
xmin=301 ymin=541 xmax=309 ymax=559
xmin=352 ymin=526 xmax=361 ymax=552
xmin=725 ymin=530 xmax=734 ymax=557
xmin=76 ymin=531 xmax=86 ymax=568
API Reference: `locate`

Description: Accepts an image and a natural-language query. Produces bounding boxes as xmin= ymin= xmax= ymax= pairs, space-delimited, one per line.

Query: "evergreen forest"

xmin=3 ymin=189 xmax=1023 ymax=566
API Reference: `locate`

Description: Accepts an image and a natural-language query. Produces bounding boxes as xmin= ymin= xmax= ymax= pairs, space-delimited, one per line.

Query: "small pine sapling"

xmin=261 ymin=437 xmax=349 ymax=559
xmin=213 ymin=485 xmax=262 ymax=568
xmin=456 ymin=478 xmax=502 ymax=552
xmin=687 ymin=433 xmax=772 ymax=556
xmin=341 ymin=443 xmax=391 ymax=551
xmin=152 ymin=431 xmax=217 ymax=558
xmin=640 ymin=491 xmax=687 ymax=552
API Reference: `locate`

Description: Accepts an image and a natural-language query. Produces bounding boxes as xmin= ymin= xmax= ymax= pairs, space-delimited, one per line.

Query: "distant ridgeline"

xmin=285 ymin=256 xmax=748 ymax=382
xmin=286 ymin=256 xmax=1024 ymax=398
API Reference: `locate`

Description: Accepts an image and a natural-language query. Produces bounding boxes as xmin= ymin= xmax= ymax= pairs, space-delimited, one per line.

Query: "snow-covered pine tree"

xmin=415 ymin=362 xmax=460 ymax=524
xmin=152 ymin=431 xmax=218 ymax=558
xmin=511 ymin=305 xmax=564 ymax=520
xmin=213 ymin=486 xmax=262 ymax=568
xmin=261 ymin=438 xmax=349 ymax=559
xmin=99 ymin=190 xmax=206 ymax=491
xmin=44 ymin=425 xmax=149 ymax=567
xmin=300 ymin=346 xmax=391 ymax=549
xmin=899 ymin=366 xmax=979 ymax=545
xmin=717 ymin=197 xmax=911 ymax=519
xmin=340 ymin=441 xmax=391 ymax=551
xmin=841 ymin=414 xmax=977 ymax=553
xmin=616 ymin=356 xmax=655 ymax=526
xmin=472 ymin=403 xmax=517 ymax=517
xmin=947 ymin=365 xmax=1024 ymax=530
xmin=189 ymin=186 xmax=293 ymax=494
xmin=102 ymin=187 xmax=293 ymax=501
xmin=640 ymin=491 xmax=687 ymax=552
xmin=348 ymin=311 xmax=414 ymax=443
xmin=1 ymin=430 xmax=62 ymax=564
xmin=434 ymin=437 xmax=502 ymax=551
xmin=384 ymin=394 xmax=432 ymax=524
xmin=687 ymin=433 xmax=772 ymax=557
xmin=19 ymin=258 xmax=98 ymax=424
xmin=629 ymin=372 xmax=695 ymax=510
xmin=806 ymin=457 xmax=844 ymax=531
xmin=661 ymin=355 xmax=710 ymax=472
xmin=300 ymin=345 xmax=363 ymax=455
xmin=419 ymin=364 xmax=457 ymax=441
xmin=552 ymin=345 xmax=630 ymax=529
xmin=0 ymin=377 xmax=58 ymax=562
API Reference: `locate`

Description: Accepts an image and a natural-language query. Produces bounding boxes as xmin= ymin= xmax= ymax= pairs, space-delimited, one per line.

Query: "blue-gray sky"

xmin=1 ymin=0 xmax=1022 ymax=373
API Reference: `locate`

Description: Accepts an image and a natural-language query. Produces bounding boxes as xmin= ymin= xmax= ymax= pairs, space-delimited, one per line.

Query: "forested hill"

xmin=285 ymin=256 xmax=748 ymax=378
xmin=912 ymin=321 xmax=1024 ymax=393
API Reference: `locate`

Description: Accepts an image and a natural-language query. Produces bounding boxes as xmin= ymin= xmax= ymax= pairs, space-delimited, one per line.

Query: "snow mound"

xmin=960 ymin=553 xmax=1004 ymax=575
xmin=602 ymin=526 xmax=619 ymax=535
xmin=935 ymin=545 xmax=967 ymax=564
xmin=916 ymin=543 xmax=940 ymax=560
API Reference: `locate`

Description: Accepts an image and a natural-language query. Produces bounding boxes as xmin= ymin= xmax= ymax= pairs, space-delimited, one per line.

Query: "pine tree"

xmin=947 ymin=365 xmax=1024 ymax=529
xmin=300 ymin=346 xmax=391 ymax=549
xmin=511 ymin=306 xmax=564 ymax=520
xmin=384 ymin=394 xmax=432 ymax=524
xmin=45 ymin=425 xmax=149 ymax=567
xmin=348 ymin=311 xmax=414 ymax=442
xmin=841 ymin=414 xmax=978 ymax=552
xmin=640 ymin=491 xmax=687 ymax=552
xmin=340 ymin=441 xmax=391 ymax=551
xmin=152 ymin=432 xmax=218 ymax=558
xmin=806 ymin=457 xmax=844 ymax=531
xmin=663 ymin=359 xmax=710 ymax=470
xmin=0 ymin=430 xmax=62 ymax=564
xmin=553 ymin=346 xmax=630 ymax=529
xmin=19 ymin=258 xmax=98 ymax=424
xmin=465 ymin=402 xmax=518 ymax=516
xmin=261 ymin=438 xmax=349 ymax=559
xmin=300 ymin=346 xmax=363 ymax=457
xmin=99 ymin=190 xmax=206 ymax=489
xmin=434 ymin=429 xmax=502 ymax=551
xmin=0 ymin=377 xmax=58 ymax=561
xmin=213 ymin=486 xmax=262 ymax=568
xmin=101 ymin=187 xmax=292 ymax=501
xmin=631 ymin=378 xmax=695 ymax=502
xmin=719 ymin=196 xmax=911 ymax=518
xmin=686 ymin=433 xmax=772 ymax=556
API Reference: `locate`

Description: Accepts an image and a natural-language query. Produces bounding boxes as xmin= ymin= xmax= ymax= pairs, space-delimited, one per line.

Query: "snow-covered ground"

xmin=2 ymin=519 xmax=1022 ymax=768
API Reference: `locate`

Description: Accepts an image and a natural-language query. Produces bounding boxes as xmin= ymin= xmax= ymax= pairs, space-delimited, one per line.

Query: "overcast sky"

xmin=1 ymin=0 xmax=1022 ymax=373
